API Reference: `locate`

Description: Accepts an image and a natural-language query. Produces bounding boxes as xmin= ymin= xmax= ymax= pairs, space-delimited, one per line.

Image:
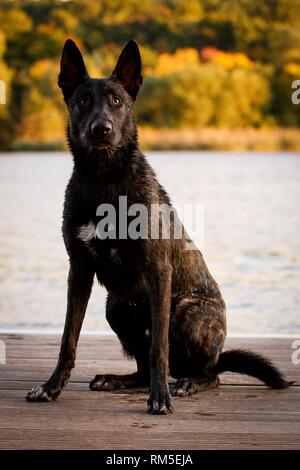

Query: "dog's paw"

xmin=172 ymin=378 xmax=193 ymax=397
xmin=89 ymin=374 xmax=123 ymax=391
xmin=147 ymin=385 xmax=174 ymax=415
xmin=172 ymin=377 xmax=220 ymax=397
xmin=26 ymin=383 xmax=61 ymax=402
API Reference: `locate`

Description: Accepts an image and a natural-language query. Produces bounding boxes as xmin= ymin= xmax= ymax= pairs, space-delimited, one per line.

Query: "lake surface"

xmin=0 ymin=151 xmax=299 ymax=334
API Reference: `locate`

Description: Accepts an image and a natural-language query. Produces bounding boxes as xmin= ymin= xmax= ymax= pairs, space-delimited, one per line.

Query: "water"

xmin=0 ymin=151 xmax=299 ymax=334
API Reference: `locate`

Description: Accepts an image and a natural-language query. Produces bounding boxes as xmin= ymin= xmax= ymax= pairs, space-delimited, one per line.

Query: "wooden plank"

xmin=1 ymin=387 xmax=299 ymax=413
xmin=0 ymin=370 xmax=297 ymax=387
xmin=1 ymin=334 xmax=298 ymax=385
xmin=1 ymin=428 xmax=299 ymax=450
xmin=0 ymin=334 xmax=299 ymax=450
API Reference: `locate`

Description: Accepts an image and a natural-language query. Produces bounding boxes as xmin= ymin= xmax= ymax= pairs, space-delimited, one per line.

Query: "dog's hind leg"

xmin=90 ymin=294 xmax=151 ymax=391
xmin=173 ymin=376 xmax=220 ymax=397
xmin=90 ymin=372 xmax=148 ymax=391
xmin=169 ymin=293 xmax=226 ymax=398
xmin=171 ymin=358 xmax=220 ymax=397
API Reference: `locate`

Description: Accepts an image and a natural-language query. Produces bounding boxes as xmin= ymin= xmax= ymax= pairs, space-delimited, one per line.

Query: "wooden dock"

xmin=0 ymin=334 xmax=299 ymax=450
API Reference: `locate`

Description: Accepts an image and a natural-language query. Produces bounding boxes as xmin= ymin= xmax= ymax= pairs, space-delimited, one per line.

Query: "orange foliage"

xmin=155 ymin=48 xmax=200 ymax=76
xmin=201 ymin=47 xmax=253 ymax=69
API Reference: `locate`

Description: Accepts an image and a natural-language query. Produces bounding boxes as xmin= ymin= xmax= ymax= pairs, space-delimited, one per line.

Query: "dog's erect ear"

xmin=111 ymin=40 xmax=143 ymax=100
xmin=58 ymin=39 xmax=88 ymax=102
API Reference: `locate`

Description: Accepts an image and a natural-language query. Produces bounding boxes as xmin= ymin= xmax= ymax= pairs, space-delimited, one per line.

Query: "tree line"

xmin=0 ymin=0 xmax=300 ymax=149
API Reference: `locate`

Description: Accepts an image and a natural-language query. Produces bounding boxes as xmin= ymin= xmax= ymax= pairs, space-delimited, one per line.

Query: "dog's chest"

xmin=77 ymin=219 xmax=143 ymax=295
xmin=77 ymin=220 xmax=121 ymax=261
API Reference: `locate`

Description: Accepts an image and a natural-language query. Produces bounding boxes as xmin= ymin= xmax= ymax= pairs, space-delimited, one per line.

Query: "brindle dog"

xmin=26 ymin=39 xmax=290 ymax=414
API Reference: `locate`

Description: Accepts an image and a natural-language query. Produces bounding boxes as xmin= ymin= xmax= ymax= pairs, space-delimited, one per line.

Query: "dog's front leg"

xmin=26 ymin=258 xmax=94 ymax=402
xmin=147 ymin=263 xmax=173 ymax=415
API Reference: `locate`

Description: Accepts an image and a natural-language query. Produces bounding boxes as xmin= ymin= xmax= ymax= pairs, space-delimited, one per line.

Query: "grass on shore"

xmin=10 ymin=127 xmax=300 ymax=152
xmin=139 ymin=127 xmax=300 ymax=151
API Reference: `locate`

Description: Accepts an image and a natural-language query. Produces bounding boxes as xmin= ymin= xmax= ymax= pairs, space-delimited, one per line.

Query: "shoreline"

xmin=0 ymin=328 xmax=299 ymax=338
xmin=3 ymin=127 xmax=300 ymax=152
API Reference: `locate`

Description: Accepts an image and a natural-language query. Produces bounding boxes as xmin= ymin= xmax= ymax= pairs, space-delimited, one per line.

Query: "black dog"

xmin=26 ymin=39 xmax=290 ymax=414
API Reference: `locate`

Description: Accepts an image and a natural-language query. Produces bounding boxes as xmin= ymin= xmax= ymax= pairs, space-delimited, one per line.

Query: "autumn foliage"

xmin=0 ymin=0 xmax=300 ymax=149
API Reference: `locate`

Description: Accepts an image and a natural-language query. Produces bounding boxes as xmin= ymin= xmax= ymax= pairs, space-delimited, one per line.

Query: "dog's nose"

xmin=90 ymin=119 xmax=113 ymax=137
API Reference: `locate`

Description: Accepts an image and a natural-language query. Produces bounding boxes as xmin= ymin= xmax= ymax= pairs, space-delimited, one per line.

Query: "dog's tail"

xmin=215 ymin=349 xmax=293 ymax=389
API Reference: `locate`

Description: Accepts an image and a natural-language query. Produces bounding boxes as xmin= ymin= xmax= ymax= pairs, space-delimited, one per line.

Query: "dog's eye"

xmin=79 ymin=96 xmax=89 ymax=107
xmin=112 ymin=96 xmax=121 ymax=105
